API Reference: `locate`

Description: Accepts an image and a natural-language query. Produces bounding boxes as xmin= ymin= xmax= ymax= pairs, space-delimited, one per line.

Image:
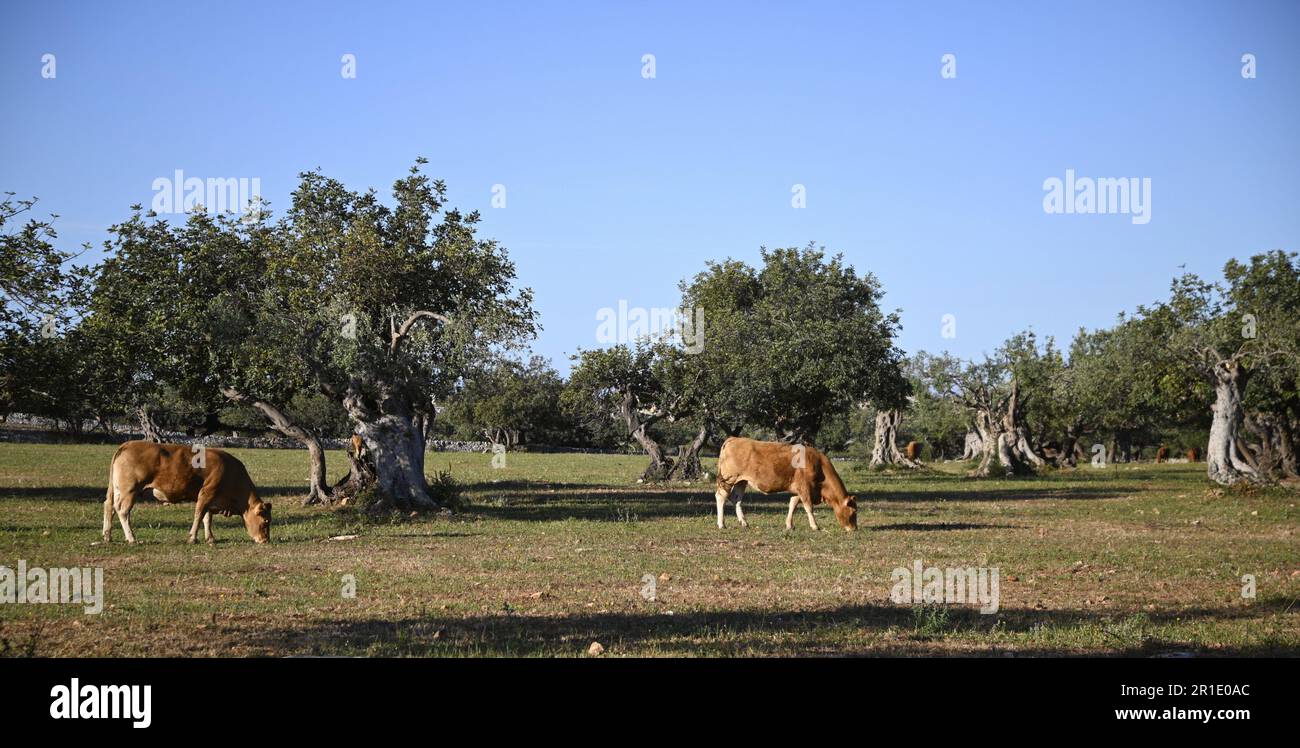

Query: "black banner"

xmin=0 ymin=657 xmax=1285 ymax=735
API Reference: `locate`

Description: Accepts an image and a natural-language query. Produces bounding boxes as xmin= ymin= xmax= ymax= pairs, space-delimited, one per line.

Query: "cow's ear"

xmin=261 ymin=502 xmax=273 ymax=513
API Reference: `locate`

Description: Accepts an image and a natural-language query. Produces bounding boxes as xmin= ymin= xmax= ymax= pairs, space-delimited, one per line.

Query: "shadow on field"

xmin=461 ymin=478 xmax=1130 ymax=523
xmin=0 ymin=484 xmax=321 ymax=502
xmin=0 ymin=486 xmax=104 ymax=502
xmin=466 ymin=484 xmax=710 ymax=522
xmin=863 ymin=486 xmax=1129 ymax=503
xmin=870 ymin=522 xmax=1020 ymax=532
xmin=246 ymin=597 xmax=1300 ymax=657
xmin=465 ymin=480 xmax=618 ymax=492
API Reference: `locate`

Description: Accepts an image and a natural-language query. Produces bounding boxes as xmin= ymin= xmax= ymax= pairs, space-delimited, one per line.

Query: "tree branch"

xmin=390 ymin=310 xmax=451 ymax=356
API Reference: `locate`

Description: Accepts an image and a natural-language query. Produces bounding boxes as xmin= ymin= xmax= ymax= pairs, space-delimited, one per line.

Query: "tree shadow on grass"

xmin=870 ymin=522 xmax=1021 ymax=532
xmin=244 ymin=597 xmax=1300 ymax=657
xmin=465 ymin=484 xmax=713 ymax=523
xmin=0 ymin=484 xmax=326 ymax=502
xmin=1 ymin=476 xmax=1137 ymax=515
xmin=463 ymin=480 xmax=1129 ymax=523
xmin=865 ymin=486 xmax=1129 ymax=503
xmin=0 ymin=486 xmax=105 ymax=502
xmin=463 ymin=480 xmax=629 ymax=492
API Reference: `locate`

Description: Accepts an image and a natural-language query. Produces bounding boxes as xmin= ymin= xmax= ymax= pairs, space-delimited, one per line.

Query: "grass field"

xmin=1 ymin=442 xmax=1297 ymax=657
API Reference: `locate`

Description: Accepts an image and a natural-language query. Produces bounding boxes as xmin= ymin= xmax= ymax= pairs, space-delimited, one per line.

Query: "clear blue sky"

xmin=3 ymin=1 xmax=1297 ymax=370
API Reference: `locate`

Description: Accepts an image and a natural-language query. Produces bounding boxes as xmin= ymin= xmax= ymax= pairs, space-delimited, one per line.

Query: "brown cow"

xmin=103 ymin=441 xmax=271 ymax=545
xmin=714 ymin=437 xmax=857 ymax=531
xmin=1186 ymin=447 xmax=1201 ymax=462
xmin=904 ymin=441 xmax=921 ymax=461
xmin=1155 ymin=446 xmax=1169 ymax=463
xmin=350 ymin=433 xmax=365 ymax=458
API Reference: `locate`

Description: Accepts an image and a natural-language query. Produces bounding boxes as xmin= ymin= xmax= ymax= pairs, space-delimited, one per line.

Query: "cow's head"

xmin=833 ymin=495 xmax=858 ymax=531
xmin=243 ymin=499 xmax=272 ymax=544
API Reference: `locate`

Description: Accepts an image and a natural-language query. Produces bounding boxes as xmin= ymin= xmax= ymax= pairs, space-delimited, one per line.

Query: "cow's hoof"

xmin=206 ymin=538 xmax=216 ymax=545
xmin=186 ymin=536 xmax=197 ymax=545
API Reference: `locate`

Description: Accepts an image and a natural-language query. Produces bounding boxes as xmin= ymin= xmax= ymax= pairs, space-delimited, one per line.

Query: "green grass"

xmin=1 ymin=442 xmax=1297 ymax=656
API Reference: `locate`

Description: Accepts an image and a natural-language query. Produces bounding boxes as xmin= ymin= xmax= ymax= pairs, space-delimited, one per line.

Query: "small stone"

xmin=587 ymin=641 xmax=605 ymax=656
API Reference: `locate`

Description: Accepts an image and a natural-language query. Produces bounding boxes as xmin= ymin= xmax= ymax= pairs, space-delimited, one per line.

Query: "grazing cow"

xmin=1186 ymin=447 xmax=1201 ymax=463
xmin=714 ymin=437 xmax=857 ymax=531
xmin=1155 ymin=446 xmax=1169 ymax=463
xmin=103 ymin=441 xmax=271 ymax=544
xmin=904 ymin=441 xmax=921 ymax=461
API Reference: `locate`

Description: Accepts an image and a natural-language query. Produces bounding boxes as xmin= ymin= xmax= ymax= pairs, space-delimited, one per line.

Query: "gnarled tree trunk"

xmin=667 ymin=422 xmax=709 ymax=481
xmin=961 ymin=429 xmax=983 ymax=460
xmin=1001 ymin=379 xmax=1045 ymax=471
xmin=1205 ymin=360 xmax=1261 ymax=486
xmin=620 ymin=392 xmax=673 ymax=481
xmin=1058 ymin=425 xmax=1083 ymax=467
xmin=333 ymin=433 xmax=375 ymax=503
xmin=1243 ymin=410 xmax=1298 ymax=482
xmin=869 ymin=408 xmax=919 ymax=468
xmin=968 ymin=410 xmax=1001 ymax=477
xmin=967 ymin=380 xmax=1042 ymax=478
xmin=340 ymin=382 xmax=439 ymax=511
xmin=220 ymin=386 xmax=329 ymax=505
xmin=135 ymin=405 xmax=163 ymax=443
xmin=484 ymin=427 xmax=521 ymax=450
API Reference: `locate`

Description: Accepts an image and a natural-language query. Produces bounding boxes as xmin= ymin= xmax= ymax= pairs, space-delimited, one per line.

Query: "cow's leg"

xmin=729 ymin=481 xmax=749 ymax=527
xmin=102 ymin=492 xmax=114 ymax=543
xmin=202 ymin=511 xmax=214 ymax=544
xmin=800 ymin=494 xmax=820 ymax=531
xmin=785 ymin=496 xmax=799 ymax=531
xmin=714 ymin=483 xmax=729 ymax=529
xmin=188 ymin=492 xmax=215 ymax=544
xmin=114 ymin=490 xmax=138 ymax=544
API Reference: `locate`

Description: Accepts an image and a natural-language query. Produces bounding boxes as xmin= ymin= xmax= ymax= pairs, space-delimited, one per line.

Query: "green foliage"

xmin=911 ymin=604 xmax=954 ymax=638
xmin=270 ymin=161 xmax=538 ymax=417
xmin=679 ymin=243 xmax=907 ymax=442
xmin=444 ymin=355 xmax=569 ymax=447
xmin=426 ymin=468 xmax=463 ymax=510
xmin=1225 ymin=252 xmax=1300 ymax=424
xmin=1 ymin=195 xmax=93 ymax=424
xmin=566 ymin=340 xmax=671 ymax=450
xmin=900 ymin=354 xmax=969 ymax=458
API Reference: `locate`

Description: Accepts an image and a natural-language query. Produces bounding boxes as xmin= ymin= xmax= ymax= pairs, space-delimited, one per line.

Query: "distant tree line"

xmin=2 ymin=171 xmax=1297 ymax=498
xmin=891 ymin=252 xmax=1300 ymax=485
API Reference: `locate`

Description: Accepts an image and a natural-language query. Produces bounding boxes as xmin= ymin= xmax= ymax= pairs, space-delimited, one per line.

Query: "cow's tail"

xmin=105 ymin=442 xmax=129 ymax=503
xmin=715 ymin=437 xmax=740 ymax=485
